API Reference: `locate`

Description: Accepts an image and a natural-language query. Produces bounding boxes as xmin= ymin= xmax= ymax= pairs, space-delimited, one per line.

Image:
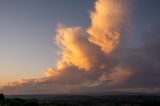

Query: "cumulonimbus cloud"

xmin=2 ymin=0 xmax=159 ymax=94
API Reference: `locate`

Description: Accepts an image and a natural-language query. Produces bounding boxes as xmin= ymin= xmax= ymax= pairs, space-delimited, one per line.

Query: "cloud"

xmin=99 ymin=66 xmax=132 ymax=84
xmin=55 ymin=25 xmax=105 ymax=71
xmin=88 ymin=0 xmax=123 ymax=54
xmin=88 ymin=0 xmax=131 ymax=54
xmin=101 ymin=22 xmax=160 ymax=92
xmin=3 ymin=0 xmax=160 ymax=94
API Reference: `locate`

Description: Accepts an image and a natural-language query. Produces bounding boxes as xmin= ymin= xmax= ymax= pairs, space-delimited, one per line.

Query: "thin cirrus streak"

xmin=1 ymin=0 xmax=135 ymax=94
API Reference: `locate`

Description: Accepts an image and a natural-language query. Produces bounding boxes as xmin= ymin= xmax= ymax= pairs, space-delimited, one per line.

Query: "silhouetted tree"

xmin=0 ymin=93 xmax=5 ymax=100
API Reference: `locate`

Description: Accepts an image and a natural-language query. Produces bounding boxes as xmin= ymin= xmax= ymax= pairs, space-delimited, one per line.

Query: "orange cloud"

xmin=87 ymin=0 xmax=126 ymax=54
xmin=55 ymin=25 xmax=105 ymax=71
xmin=0 ymin=0 xmax=132 ymax=94
xmin=45 ymin=68 xmax=60 ymax=77
xmin=56 ymin=26 xmax=94 ymax=71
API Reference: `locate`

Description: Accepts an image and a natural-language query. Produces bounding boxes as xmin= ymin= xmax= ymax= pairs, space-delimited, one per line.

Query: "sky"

xmin=0 ymin=0 xmax=94 ymax=84
xmin=0 ymin=0 xmax=160 ymax=94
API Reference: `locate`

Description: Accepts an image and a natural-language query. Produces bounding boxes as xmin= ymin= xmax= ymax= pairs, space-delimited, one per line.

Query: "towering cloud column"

xmin=1 ymin=0 xmax=131 ymax=94
xmin=88 ymin=0 xmax=125 ymax=54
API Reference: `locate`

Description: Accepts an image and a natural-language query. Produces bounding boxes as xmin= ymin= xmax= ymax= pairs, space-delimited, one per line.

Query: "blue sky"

xmin=0 ymin=0 xmax=95 ymax=83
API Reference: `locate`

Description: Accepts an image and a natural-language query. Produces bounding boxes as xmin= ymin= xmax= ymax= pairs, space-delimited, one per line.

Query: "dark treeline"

xmin=1 ymin=93 xmax=160 ymax=106
xmin=0 ymin=93 xmax=39 ymax=106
